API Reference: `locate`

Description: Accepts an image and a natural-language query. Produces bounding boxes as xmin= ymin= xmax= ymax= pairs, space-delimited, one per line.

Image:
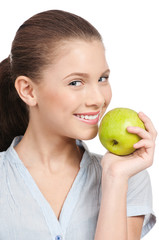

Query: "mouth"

xmin=74 ymin=111 xmax=100 ymax=125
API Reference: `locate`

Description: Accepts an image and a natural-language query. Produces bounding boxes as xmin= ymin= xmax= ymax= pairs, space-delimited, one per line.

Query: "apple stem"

xmin=112 ymin=140 xmax=118 ymax=146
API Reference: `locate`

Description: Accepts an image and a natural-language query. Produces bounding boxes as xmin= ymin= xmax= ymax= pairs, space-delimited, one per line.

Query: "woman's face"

xmin=34 ymin=40 xmax=112 ymax=140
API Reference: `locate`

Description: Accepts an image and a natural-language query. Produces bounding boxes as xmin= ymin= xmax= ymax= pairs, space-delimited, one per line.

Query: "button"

xmin=55 ymin=235 xmax=63 ymax=240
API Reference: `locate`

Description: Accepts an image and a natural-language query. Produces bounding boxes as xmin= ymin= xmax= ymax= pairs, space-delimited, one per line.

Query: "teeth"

xmin=77 ymin=114 xmax=99 ymax=120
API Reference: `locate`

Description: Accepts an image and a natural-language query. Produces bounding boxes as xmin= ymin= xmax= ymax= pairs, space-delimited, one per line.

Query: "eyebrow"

xmin=63 ymin=69 xmax=110 ymax=80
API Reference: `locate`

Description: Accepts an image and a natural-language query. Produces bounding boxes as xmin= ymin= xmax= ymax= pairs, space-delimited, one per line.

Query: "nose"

xmin=85 ymin=84 xmax=105 ymax=108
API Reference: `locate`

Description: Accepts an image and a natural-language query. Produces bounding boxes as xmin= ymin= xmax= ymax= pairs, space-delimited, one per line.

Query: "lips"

xmin=74 ymin=111 xmax=100 ymax=125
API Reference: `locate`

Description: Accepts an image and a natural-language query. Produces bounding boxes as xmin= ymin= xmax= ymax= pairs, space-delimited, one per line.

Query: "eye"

xmin=69 ymin=80 xmax=82 ymax=86
xmin=98 ymin=76 xmax=109 ymax=82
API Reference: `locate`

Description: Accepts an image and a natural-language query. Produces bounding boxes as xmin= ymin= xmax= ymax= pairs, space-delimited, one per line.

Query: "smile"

xmin=74 ymin=111 xmax=100 ymax=125
xmin=76 ymin=114 xmax=99 ymax=120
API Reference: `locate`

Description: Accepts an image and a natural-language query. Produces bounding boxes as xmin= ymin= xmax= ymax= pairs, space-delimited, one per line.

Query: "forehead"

xmin=39 ymin=39 xmax=109 ymax=84
xmin=58 ymin=39 xmax=105 ymax=59
xmin=51 ymin=39 xmax=108 ymax=73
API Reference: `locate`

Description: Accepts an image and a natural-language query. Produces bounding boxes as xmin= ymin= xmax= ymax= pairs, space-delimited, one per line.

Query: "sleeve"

xmin=127 ymin=170 xmax=156 ymax=238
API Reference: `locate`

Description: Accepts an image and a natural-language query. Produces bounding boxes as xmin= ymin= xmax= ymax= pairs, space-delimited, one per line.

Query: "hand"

xmin=101 ymin=112 xmax=157 ymax=181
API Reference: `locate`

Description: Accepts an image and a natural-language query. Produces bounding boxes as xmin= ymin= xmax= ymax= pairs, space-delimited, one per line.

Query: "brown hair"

xmin=0 ymin=10 xmax=102 ymax=151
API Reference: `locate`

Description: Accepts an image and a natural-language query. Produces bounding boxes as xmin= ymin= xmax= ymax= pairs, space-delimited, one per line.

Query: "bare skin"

xmin=95 ymin=112 xmax=157 ymax=239
xmin=14 ymin=40 xmax=157 ymax=239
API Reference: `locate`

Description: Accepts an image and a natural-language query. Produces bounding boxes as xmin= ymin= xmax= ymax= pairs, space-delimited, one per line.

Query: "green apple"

xmin=98 ymin=108 xmax=145 ymax=155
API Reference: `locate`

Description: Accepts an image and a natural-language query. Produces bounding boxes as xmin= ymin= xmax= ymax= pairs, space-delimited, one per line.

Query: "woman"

xmin=0 ymin=10 xmax=157 ymax=239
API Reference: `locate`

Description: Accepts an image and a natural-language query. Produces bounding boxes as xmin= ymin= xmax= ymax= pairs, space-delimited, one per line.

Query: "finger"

xmin=133 ymin=139 xmax=153 ymax=149
xmin=138 ymin=112 xmax=157 ymax=139
xmin=127 ymin=126 xmax=151 ymax=140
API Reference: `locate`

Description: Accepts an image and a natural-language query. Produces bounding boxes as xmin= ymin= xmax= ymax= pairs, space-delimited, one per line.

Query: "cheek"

xmin=104 ymin=84 xmax=112 ymax=105
xmin=56 ymin=90 xmax=79 ymax=110
xmin=42 ymin=89 xmax=79 ymax=113
xmin=100 ymin=85 xmax=112 ymax=117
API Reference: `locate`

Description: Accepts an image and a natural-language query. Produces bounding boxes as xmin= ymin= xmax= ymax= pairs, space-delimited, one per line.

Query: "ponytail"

xmin=0 ymin=58 xmax=28 ymax=151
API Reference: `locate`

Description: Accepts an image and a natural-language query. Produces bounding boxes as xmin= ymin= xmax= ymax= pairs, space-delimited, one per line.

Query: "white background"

xmin=0 ymin=0 xmax=158 ymax=239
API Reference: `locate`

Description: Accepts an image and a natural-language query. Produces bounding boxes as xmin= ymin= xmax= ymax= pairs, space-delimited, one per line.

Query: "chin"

xmin=78 ymin=128 xmax=98 ymax=141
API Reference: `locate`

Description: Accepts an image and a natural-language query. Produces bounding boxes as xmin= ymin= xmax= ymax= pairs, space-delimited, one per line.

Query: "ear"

xmin=15 ymin=76 xmax=37 ymax=107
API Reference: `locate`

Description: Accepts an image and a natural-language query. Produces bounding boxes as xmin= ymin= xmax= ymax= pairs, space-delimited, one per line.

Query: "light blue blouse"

xmin=0 ymin=136 xmax=156 ymax=240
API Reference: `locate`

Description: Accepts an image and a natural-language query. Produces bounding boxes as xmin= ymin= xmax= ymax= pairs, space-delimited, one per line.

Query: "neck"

xmin=14 ymin=125 xmax=83 ymax=172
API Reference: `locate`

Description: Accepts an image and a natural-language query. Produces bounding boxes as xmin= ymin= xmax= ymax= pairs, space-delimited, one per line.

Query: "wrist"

xmin=101 ymin=169 xmax=129 ymax=192
xmin=101 ymin=155 xmax=130 ymax=186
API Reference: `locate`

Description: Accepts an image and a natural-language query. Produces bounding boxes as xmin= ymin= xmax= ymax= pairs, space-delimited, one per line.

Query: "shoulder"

xmin=128 ymin=170 xmax=151 ymax=196
xmin=0 ymin=152 xmax=7 ymax=182
xmin=89 ymin=151 xmax=103 ymax=167
xmin=77 ymin=140 xmax=103 ymax=168
xmin=127 ymin=169 xmax=153 ymax=215
xmin=0 ymin=151 xmax=5 ymax=168
xmin=127 ymin=170 xmax=156 ymax=237
xmin=127 ymin=170 xmax=152 ymax=206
